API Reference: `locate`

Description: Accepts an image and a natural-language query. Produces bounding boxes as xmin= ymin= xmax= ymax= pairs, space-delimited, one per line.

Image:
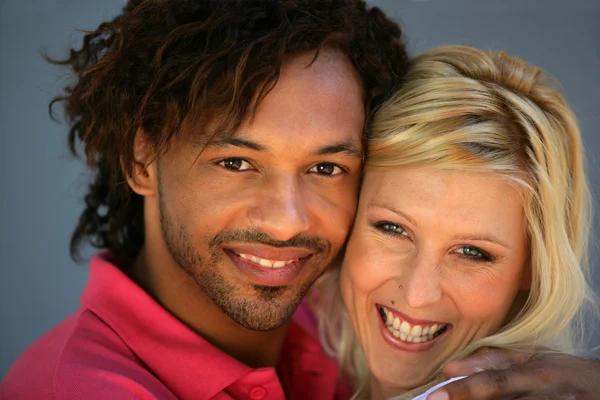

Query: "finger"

xmin=514 ymin=386 xmax=589 ymax=400
xmin=516 ymin=395 xmax=568 ymax=400
xmin=443 ymin=347 xmax=534 ymax=377
xmin=432 ymin=366 xmax=548 ymax=400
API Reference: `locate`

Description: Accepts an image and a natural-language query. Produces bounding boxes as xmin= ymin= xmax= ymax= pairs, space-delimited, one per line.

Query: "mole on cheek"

xmin=391 ymin=300 xmax=395 ymax=305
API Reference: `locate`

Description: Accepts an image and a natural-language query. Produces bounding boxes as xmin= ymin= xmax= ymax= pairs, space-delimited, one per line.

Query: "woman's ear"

xmin=125 ymin=129 xmax=157 ymax=197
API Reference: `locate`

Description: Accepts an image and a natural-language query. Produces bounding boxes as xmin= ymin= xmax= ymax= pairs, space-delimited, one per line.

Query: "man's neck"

xmin=128 ymin=248 xmax=290 ymax=368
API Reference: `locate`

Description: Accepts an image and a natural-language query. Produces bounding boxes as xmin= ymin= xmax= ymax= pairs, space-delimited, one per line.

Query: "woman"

xmin=310 ymin=46 xmax=597 ymax=399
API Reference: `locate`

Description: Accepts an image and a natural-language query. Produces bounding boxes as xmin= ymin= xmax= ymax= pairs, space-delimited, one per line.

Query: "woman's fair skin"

xmin=341 ymin=167 xmax=530 ymax=399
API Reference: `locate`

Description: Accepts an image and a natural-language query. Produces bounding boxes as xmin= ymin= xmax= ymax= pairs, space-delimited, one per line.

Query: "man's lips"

xmin=224 ymin=246 xmax=313 ymax=286
xmin=226 ymin=243 xmax=314 ymax=265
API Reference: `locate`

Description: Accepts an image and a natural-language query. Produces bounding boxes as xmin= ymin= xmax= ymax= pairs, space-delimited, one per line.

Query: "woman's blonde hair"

xmin=310 ymin=45 xmax=597 ymax=399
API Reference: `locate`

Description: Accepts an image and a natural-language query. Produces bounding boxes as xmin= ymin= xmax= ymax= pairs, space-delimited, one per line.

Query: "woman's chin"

xmin=370 ymin=361 xmax=439 ymax=396
xmin=366 ymin=316 xmax=453 ymax=394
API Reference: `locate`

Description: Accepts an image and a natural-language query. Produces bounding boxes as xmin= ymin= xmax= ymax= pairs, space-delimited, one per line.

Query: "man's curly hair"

xmin=49 ymin=0 xmax=409 ymax=263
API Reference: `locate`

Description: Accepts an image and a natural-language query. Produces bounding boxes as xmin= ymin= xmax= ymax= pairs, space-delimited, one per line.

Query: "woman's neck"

xmin=370 ymin=376 xmax=405 ymax=400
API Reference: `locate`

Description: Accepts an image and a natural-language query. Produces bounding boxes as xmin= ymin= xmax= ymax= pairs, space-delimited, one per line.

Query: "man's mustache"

xmin=209 ymin=228 xmax=330 ymax=254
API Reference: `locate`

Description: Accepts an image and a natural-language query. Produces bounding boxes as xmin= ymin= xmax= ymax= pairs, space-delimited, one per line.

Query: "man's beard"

xmin=157 ymin=190 xmax=331 ymax=331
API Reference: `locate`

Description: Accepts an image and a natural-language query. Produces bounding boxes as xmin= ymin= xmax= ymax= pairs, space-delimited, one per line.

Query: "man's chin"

xmin=234 ymin=316 xmax=293 ymax=332
xmin=222 ymin=300 xmax=298 ymax=331
xmin=193 ymin=258 xmax=318 ymax=331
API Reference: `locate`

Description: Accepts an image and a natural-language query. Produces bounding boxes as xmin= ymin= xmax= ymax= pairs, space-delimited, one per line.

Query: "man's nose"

xmin=247 ymin=174 xmax=311 ymax=242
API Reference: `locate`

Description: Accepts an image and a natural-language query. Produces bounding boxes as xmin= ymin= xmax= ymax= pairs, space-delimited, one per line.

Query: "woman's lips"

xmin=377 ymin=304 xmax=451 ymax=350
xmin=378 ymin=304 xmax=448 ymax=326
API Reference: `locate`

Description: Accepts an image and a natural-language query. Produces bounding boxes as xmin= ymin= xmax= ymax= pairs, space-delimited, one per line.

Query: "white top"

xmin=410 ymin=376 xmax=466 ymax=400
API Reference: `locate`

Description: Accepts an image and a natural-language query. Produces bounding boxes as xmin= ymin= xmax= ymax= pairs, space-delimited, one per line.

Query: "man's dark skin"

xmin=437 ymin=348 xmax=600 ymax=400
xmin=126 ymin=50 xmax=366 ymax=369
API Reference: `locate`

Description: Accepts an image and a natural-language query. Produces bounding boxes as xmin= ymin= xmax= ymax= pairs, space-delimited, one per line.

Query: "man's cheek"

xmin=326 ymin=195 xmax=359 ymax=239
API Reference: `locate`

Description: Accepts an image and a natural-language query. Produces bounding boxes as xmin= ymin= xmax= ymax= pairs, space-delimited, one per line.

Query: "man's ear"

xmin=125 ymin=129 xmax=157 ymax=197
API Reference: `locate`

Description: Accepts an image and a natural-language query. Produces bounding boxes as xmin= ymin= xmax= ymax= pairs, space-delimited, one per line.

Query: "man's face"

xmin=149 ymin=50 xmax=364 ymax=331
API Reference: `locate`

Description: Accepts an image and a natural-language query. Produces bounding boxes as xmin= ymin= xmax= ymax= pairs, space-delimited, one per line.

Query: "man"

xmin=1 ymin=1 xmax=598 ymax=399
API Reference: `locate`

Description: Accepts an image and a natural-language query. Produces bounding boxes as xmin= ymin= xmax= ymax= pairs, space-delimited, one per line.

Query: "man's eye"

xmin=454 ymin=246 xmax=493 ymax=262
xmin=217 ymin=158 xmax=253 ymax=171
xmin=309 ymin=163 xmax=344 ymax=176
xmin=375 ymin=222 xmax=408 ymax=236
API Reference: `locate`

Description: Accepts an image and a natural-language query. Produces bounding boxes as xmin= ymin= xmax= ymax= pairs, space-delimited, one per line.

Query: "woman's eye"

xmin=309 ymin=162 xmax=344 ymax=176
xmin=218 ymin=158 xmax=253 ymax=171
xmin=454 ymin=246 xmax=493 ymax=262
xmin=376 ymin=222 xmax=408 ymax=236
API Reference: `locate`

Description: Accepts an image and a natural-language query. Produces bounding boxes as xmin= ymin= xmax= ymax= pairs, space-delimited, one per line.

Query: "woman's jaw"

xmin=357 ymin=295 xmax=494 ymax=399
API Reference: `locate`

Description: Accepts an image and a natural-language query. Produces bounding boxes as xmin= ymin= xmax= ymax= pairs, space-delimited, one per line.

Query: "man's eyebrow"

xmin=203 ymin=137 xmax=267 ymax=152
xmin=314 ymin=140 xmax=363 ymax=159
xmin=197 ymin=136 xmax=362 ymax=158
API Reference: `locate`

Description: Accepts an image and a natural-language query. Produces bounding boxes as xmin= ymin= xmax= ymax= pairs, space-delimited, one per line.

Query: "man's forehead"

xmin=183 ymin=51 xmax=366 ymax=155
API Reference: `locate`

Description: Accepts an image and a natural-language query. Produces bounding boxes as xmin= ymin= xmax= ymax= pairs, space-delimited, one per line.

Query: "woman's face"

xmin=340 ymin=167 xmax=529 ymax=396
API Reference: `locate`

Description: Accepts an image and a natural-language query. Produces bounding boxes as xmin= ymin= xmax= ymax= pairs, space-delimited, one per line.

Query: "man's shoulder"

xmin=1 ymin=309 xmax=175 ymax=400
xmin=1 ymin=311 xmax=83 ymax=399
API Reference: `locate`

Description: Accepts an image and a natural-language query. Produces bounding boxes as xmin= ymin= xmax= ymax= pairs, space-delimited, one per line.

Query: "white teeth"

xmin=379 ymin=307 xmax=448 ymax=344
xmin=386 ymin=310 xmax=394 ymax=326
xmin=237 ymin=253 xmax=297 ymax=269
xmin=259 ymin=258 xmax=272 ymax=267
xmin=400 ymin=321 xmax=411 ymax=335
xmin=411 ymin=325 xmax=423 ymax=337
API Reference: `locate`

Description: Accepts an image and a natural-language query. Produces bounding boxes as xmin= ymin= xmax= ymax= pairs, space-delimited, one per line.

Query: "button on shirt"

xmin=248 ymin=386 xmax=268 ymax=399
xmin=1 ymin=253 xmax=352 ymax=400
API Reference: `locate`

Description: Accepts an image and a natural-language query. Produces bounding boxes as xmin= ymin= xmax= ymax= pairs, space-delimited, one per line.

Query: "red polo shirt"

xmin=1 ymin=253 xmax=352 ymax=400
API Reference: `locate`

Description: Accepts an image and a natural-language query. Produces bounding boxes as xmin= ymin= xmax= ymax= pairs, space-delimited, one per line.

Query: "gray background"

xmin=1 ymin=0 xmax=599 ymax=378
